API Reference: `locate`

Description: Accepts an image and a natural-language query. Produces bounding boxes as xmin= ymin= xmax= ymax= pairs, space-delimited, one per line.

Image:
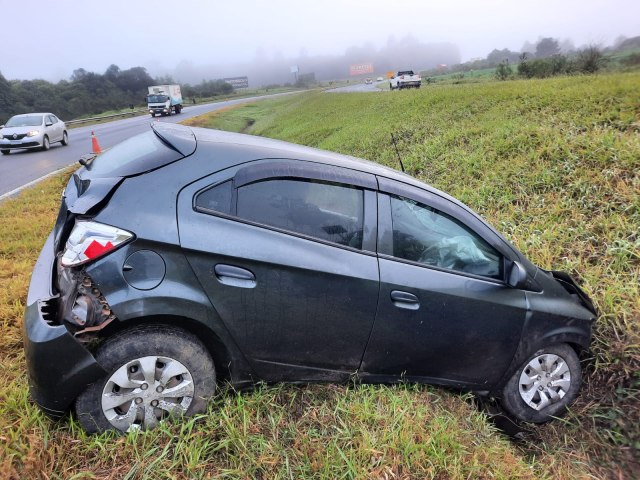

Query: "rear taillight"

xmin=61 ymin=221 xmax=133 ymax=267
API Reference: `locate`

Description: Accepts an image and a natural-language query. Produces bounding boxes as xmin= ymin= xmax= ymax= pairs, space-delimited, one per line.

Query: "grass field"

xmin=1 ymin=72 xmax=638 ymax=478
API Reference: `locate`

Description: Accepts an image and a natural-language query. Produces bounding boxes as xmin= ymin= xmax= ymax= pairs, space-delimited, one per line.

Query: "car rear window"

xmin=83 ymin=131 xmax=184 ymax=178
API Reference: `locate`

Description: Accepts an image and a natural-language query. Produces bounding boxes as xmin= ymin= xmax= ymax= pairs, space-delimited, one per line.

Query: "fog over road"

xmin=0 ymin=93 xmax=297 ymax=197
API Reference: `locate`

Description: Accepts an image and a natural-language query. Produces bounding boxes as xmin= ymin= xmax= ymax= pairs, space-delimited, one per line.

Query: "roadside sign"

xmin=386 ymin=71 xmax=394 ymax=78
xmin=223 ymin=76 xmax=249 ymax=88
xmin=350 ymin=63 xmax=374 ymax=76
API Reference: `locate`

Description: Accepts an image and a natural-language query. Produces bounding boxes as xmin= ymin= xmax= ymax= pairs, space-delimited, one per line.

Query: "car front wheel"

xmin=61 ymin=131 xmax=69 ymax=146
xmin=42 ymin=135 xmax=50 ymax=151
xmin=501 ymin=343 xmax=581 ymax=423
xmin=0 ymin=149 xmax=9 ymax=155
xmin=75 ymin=325 xmax=216 ymax=433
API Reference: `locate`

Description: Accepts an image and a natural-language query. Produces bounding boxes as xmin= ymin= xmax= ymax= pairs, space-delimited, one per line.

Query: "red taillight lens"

xmin=61 ymin=221 xmax=133 ymax=267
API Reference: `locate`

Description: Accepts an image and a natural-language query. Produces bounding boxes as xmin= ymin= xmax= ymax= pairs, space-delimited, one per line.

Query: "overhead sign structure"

xmin=349 ymin=63 xmax=374 ymax=76
xmin=223 ymin=76 xmax=249 ymax=88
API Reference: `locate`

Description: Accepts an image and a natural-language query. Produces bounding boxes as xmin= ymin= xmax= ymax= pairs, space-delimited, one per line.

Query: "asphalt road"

xmin=0 ymin=93 xmax=296 ymax=197
xmin=325 ymin=81 xmax=386 ymax=93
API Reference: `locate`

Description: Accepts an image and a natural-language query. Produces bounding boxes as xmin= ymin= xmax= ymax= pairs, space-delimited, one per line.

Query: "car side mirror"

xmin=507 ymin=261 xmax=528 ymax=289
xmin=45 ymin=121 xmax=53 ymax=127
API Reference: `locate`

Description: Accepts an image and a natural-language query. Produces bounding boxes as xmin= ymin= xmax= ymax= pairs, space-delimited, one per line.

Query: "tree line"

xmin=423 ymin=35 xmax=640 ymax=80
xmin=0 ymin=65 xmax=234 ymax=124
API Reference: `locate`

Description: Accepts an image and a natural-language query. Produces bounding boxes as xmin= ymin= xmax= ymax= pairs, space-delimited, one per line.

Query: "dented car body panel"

xmin=23 ymin=123 xmax=596 ymax=417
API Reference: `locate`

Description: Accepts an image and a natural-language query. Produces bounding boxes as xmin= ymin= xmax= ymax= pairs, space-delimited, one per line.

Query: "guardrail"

xmin=65 ymin=108 xmax=149 ymax=126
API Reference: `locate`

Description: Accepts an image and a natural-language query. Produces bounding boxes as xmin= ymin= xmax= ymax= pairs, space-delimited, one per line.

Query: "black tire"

xmin=501 ymin=343 xmax=581 ymax=423
xmin=0 ymin=149 xmax=9 ymax=155
xmin=75 ymin=325 xmax=216 ymax=434
xmin=61 ymin=131 xmax=69 ymax=146
xmin=42 ymin=135 xmax=50 ymax=151
xmin=151 ymin=113 xmax=155 ymax=117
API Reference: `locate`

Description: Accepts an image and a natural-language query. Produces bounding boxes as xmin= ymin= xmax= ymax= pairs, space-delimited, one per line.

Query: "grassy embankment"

xmin=0 ymin=72 xmax=637 ymax=478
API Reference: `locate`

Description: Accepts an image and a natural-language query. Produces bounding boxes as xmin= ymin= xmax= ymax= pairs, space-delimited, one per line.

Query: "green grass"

xmin=0 ymin=72 xmax=638 ymax=478
xmin=422 ymin=67 xmax=498 ymax=84
xmin=182 ymin=72 xmax=640 ymax=477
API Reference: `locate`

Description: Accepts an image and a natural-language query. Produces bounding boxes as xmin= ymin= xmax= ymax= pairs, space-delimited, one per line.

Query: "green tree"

xmin=535 ymin=38 xmax=560 ymax=58
xmin=495 ymin=60 xmax=513 ymax=80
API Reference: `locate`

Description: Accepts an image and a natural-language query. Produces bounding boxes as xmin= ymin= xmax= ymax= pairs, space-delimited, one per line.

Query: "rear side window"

xmin=390 ymin=195 xmax=502 ymax=278
xmin=195 ymin=181 xmax=232 ymax=215
xmin=237 ymin=179 xmax=364 ymax=248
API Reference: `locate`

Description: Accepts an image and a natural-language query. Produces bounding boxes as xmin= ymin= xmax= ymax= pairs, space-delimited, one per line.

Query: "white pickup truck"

xmin=389 ymin=70 xmax=422 ymax=90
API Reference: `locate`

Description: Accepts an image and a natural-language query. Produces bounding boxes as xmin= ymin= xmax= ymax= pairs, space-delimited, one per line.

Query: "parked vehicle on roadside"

xmin=365 ymin=78 xmax=373 ymax=85
xmin=376 ymin=76 xmax=384 ymax=82
xmin=24 ymin=123 xmax=596 ymax=433
xmin=0 ymin=113 xmax=68 ymax=154
xmin=390 ymin=70 xmax=422 ymax=90
xmin=147 ymin=84 xmax=183 ymax=116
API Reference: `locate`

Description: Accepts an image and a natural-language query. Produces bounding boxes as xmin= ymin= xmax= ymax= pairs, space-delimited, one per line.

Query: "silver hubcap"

xmin=101 ymin=355 xmax=194 ymax=431
xmin=519 ymin=353 xmax=571 ymax=411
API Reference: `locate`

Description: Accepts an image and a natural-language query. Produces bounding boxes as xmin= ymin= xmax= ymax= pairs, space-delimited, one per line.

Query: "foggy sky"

xmin=1 ymin=0 xmax=638 ymax=82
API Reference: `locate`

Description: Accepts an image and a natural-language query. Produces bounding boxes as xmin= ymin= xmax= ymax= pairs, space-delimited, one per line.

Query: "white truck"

xmin=147 ymin=85 xmax=183 ymax=116
xmin=389 ymin=70 xmax=422 ymax=90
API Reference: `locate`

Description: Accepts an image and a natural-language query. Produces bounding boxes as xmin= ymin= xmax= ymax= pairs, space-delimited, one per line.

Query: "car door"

xmin=45 ymin=115 xmax=59 ymax=142
xmin=361 ymin=177 xmax=528 ymax=388
xmin=177 ymin=159 xmax=380 ymax=381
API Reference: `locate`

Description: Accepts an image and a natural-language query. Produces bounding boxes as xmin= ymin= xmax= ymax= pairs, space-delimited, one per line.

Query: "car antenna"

xmin=390 ymin=133 xmax=405 ymax=173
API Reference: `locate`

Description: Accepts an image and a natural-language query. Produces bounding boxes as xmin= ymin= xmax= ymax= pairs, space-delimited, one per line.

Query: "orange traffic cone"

xmin=91 ymin=131 xmax=102 ymax=154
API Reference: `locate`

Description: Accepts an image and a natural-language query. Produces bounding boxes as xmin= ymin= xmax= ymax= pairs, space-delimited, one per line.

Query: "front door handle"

xmin=213 ymin=264 xmax=256 ymax=288
xmin=390 ymin=290 xmax=420 ymax=310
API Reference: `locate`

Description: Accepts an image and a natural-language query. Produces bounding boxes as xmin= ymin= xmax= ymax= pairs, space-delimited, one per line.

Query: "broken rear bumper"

xmin=22 ymin=232 xmax=106 ymax=417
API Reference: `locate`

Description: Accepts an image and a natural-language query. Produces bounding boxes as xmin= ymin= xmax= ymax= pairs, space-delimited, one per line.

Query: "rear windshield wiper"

xmin=78 ymin=154 xmax=97 ymax=167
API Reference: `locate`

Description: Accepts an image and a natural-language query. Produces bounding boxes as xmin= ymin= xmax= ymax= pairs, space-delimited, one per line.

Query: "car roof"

xmin=161 ymin=123 xmax=465 ymax=207
xmin=10 ymin=112 xmax=53 ymax=117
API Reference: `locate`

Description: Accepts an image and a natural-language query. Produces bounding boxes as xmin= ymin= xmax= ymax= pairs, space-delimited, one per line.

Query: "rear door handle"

xmin=390 ymin=290 xmax=420 ymax=310
xmin=214 ymin=264 xmax=256 ymax=288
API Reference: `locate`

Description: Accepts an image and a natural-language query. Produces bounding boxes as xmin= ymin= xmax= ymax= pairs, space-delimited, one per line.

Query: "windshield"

xmin=6 ymin=115 xmax=43 ymax=127
xmin=147 ymin=94 xmax=169 ymax=103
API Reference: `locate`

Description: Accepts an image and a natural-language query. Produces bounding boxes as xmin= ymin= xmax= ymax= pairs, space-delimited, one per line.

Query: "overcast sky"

xmin=1 ymin=0 xmax=638 ymax=81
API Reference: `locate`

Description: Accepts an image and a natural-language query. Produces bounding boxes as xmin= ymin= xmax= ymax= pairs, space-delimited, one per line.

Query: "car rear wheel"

xmin=61 ymin=131 xmax=69 ymax=146
xmin=42 ymin=135 xmax=50 ymax=151
xmin=501 ymin=343 xmax=581 ymax=423
xmin=75 ymin=325 xmax=216 ymax=433
xmin=0 ymin=149 xmax=9 ymax=155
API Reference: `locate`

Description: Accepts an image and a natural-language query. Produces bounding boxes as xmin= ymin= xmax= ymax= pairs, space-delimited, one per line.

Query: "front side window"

xmin=237 ymin=179 xmax=364 ymax=248
xmin=390 ymin=195 xmax=501 ymax=278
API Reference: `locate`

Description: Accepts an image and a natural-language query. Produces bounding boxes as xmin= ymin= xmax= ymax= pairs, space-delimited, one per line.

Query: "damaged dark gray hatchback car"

xmin=23 ymin=123 xmax=596 ymax=433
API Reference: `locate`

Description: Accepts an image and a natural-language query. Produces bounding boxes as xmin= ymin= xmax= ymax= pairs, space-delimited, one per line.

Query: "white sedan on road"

xmin=0 ymin=113 xmax=68 ymax=154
